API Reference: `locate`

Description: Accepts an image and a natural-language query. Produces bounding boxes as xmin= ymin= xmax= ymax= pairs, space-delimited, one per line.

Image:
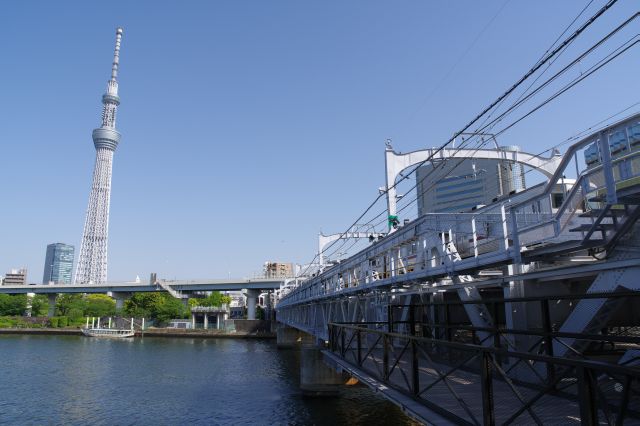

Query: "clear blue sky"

xmin=1 ymin=1 xmax=637 ymax=282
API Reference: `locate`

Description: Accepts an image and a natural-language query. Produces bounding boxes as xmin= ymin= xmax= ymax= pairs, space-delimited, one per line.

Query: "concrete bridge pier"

xmin=111 ymin=292 xmax=131 ymax=312
xmin=276 ymin=324 xmax=344 ymax=395
xmin=265 ymin=291 xmax=273 ymax=320
xmin=276 ymin=323 xmax=314 ymax=348
xmin=245 ymin=289 xmax=260 ymax=320
xmin=47 ymin=294 xmax=57 ymax=317
xmin=300 ymin=343 xmax=344 ymax=396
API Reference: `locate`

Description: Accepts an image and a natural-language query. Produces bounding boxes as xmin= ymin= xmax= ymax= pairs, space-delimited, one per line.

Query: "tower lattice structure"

xmin=75 ymin=28 xmax=124 ymax=284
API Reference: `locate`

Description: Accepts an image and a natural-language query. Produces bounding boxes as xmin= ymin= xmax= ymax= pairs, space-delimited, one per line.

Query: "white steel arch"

xmin=384 ymin=144 xmax=562 ymax=228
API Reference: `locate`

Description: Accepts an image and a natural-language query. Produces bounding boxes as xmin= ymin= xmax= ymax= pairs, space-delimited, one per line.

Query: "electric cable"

xmin=297 ymin=0 xmax=620 ymax=278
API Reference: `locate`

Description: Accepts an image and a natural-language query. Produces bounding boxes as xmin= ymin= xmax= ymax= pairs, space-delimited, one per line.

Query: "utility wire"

xmin=384 ymin=15 xmax=640 ymax=224
xmin=407 ymin=0 xmax=512 ymax=123
xmin=352 ymin=36 xmax=640 ymax=244
xmin=298 ymin=0 xmax=619 ymax=278
xmin=383 ymin=38 xmax=640 ymax=229
xmin=378 ymin=100 xmax=640 ymax=233
xmin=318 ymin=0 xmax=602 ymax=265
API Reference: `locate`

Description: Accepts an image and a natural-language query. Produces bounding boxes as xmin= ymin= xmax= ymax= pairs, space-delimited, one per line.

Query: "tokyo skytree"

xmin=74 ymin=28 xmax=124 ymax=284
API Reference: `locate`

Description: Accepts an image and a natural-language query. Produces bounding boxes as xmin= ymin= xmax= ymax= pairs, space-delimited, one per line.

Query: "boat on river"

xmin=81 ymin=328 xmax=135 ymax=338
xmin=81 ymin=317 xmax=138 ymax=338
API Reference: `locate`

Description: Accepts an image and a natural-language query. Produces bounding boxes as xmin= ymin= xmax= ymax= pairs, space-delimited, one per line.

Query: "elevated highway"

xmin=0 ymin=278 xmax=284 ymax=320
xmin=0 ymin=278 xmax=283 ymax=295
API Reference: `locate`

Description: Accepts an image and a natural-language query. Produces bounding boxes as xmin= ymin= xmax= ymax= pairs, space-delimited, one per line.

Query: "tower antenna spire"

xmin=111 ymin=27 xmax=123 ymax=81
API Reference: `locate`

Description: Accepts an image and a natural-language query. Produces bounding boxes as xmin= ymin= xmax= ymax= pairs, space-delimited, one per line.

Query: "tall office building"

xmin=416 ymin=146 xmax=526 ymax=215
xmin=75 ymin=28 xmax=124 ymax=284
xmin=42 ymin=243 xmax=75 ymax=284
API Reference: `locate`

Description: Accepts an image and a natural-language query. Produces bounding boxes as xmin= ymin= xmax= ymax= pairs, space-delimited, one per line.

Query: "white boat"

xmin=81 ymin=328 xmax=135 ymax=338
xmin=82 ymin=317 xmax=139 ymax=338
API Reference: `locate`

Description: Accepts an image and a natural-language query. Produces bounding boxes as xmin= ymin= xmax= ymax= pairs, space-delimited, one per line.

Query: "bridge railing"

xmin=328 ymin=321 xmax=640 ymax=425
xmin=279 ymin=207 xmax=523 ymax=307
xmin=513 ymin=113 xmax=640 ymax=245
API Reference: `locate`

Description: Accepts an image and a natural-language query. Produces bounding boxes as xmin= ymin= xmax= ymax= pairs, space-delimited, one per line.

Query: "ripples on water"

xmin=0 ymin=335 xmax=416 ymax=425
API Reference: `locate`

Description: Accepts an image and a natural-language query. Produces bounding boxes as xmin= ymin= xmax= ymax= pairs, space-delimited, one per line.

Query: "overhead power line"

xmin=298 ymin=0 xmax=620 ymax=278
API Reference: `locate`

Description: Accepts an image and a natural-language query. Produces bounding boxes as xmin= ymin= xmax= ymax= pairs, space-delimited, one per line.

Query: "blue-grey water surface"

xmin=0 ymin=335 xmax=415 ymax=425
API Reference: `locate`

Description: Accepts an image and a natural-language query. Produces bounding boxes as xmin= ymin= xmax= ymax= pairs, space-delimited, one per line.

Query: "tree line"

xmin=0 ymin=291 xmax=232 ymax=325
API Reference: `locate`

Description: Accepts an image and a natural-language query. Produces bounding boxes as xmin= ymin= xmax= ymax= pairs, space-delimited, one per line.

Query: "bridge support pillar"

xmin=47 ymin=294 xmax=57 ymax=317
xmin=300 ymin=344 xmax=344 ymax=396
xmin=276 ymin=323 xmax=315 ymax=348
xmin=264 ymin=291 xmax=272 ymax=320
xmin=111 ymin=292 xmax=131 ymax=312
xmin=277 ymin=324 xmax=300 ymax=348
xmin=245 ymin=289 xmax=259 ymax=320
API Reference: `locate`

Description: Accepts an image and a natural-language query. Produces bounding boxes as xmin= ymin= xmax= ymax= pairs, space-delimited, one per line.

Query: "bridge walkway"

xmin=328 ymin=322 xmax=640 ymax=425
xmin=326 ymin=350 xmax=582 ymax=426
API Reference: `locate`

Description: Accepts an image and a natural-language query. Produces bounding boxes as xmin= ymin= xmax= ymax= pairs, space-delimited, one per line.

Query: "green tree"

xmin=30 ymin=295 xmax=49 ymax=316
xmin=188 ymin=291 xmax=230 ymax=308
xmin=55 ymin=294 xmax=86 ymax=317
xmin=123 ymin=293 xmax=160 ymax=318
xmin=123 ymin=292 xmax=187 ymax=324
xmin=0 ymin=294 xmax=28 ymax=316
xmin=154 ymin=295 xmax=187 ymax=324
xmin=58 ymin=316 xmax=68 ymax=327
xmin=84 ymin=294 xmax=116 ymax=317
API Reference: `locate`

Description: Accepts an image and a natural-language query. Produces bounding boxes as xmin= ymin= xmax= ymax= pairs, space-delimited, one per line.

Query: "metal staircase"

xmin=570 ymin=181 xmax=640 ymax=246
xmin=156 ymin=280 xmax=186 ymax=299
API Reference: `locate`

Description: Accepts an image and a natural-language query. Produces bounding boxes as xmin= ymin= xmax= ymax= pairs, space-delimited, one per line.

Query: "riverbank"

xmin=0 ymin=328 xmax=275 ymax=339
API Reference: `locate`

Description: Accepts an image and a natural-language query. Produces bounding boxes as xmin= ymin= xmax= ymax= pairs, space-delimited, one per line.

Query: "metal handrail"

xmin=328 ymin=322 xmax=640 ymax=425
xmin=334 ymin=320 xmax=640 ymax=346
xmin=387 ymin=289 xmax=640 ymax=306
xmin=329 ymin=323 xmax=640 ymax=376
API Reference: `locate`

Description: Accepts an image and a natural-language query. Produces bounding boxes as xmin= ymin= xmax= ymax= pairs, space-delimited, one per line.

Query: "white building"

xmin=3 ymin=268 xmax=27 ymax=286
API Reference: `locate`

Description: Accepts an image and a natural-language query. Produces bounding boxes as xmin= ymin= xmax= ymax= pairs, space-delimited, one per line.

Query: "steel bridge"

xmin=276 ymin=113 xmax=640 ymax=425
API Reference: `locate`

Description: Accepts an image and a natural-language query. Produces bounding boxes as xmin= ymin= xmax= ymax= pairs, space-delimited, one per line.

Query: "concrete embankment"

xmin=139 ymin=329 xmax=275 ymax=339
xmin=0 ymin=328 xmax=275 ymax=339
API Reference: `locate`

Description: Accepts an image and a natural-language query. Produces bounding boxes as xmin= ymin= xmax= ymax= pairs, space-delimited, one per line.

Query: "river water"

xmin=0 ymin=335 xmax=415 ymax=425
